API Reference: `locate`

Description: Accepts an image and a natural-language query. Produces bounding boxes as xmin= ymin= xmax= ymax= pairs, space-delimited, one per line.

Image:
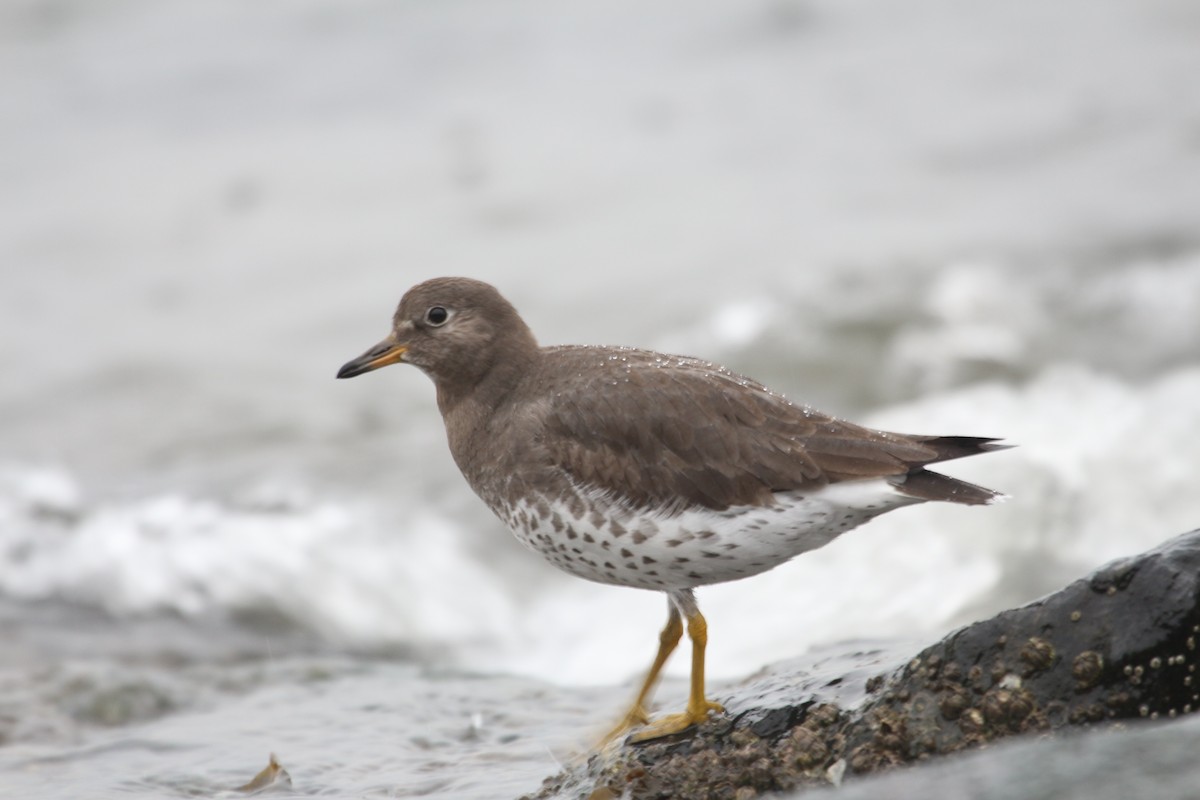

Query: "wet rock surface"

xmin=522 ymin=528 xmax=1200 ymax=800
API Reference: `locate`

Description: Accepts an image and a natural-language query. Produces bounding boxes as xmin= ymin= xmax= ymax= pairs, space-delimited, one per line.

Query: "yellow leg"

xmin=629 ymin=610 xmax=724 ymax=742
xmin=598 ymin=608 xmax=683 ymax=745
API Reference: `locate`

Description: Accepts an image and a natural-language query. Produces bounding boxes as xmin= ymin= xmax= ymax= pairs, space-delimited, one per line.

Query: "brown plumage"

xmin=530 ymin=347 xmax=1003 ymax=511
xmin=337 ymin=276 xmax=1007 ymax=742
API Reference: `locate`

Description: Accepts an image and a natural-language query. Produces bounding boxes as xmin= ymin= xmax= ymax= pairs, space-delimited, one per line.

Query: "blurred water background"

xmin=2 ymin=0 xmax=1200 ymax=796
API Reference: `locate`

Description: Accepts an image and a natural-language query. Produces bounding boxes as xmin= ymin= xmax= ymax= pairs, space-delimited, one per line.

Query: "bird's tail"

xmin=911 ymin=435 xmax=1012 ymax=463
xmin=890 ymin=435 xmax=1011 ymax=506
xmin=889 ymin=469 xmax=1006 ymax=506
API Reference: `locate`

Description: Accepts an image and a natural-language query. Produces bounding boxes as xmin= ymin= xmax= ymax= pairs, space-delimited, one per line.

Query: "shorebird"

xmin=337 ymin=277 xmax=1005 ymax=741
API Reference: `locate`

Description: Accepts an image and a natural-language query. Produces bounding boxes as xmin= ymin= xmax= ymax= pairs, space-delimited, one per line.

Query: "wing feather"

xmin=535 ymin=348 xmax=937 ymax=511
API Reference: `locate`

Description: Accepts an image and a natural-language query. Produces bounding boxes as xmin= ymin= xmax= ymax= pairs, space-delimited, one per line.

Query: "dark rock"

xmin=520 ymin=529 xmax=1200 ymax=799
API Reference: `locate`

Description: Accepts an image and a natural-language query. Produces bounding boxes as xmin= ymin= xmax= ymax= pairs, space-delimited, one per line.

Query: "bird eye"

xmin=425 ymin=306 xmax=450 ymax=326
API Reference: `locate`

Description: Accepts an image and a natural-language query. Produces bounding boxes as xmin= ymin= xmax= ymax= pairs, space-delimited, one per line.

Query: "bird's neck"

xmin=436 ymin=341 xmax=539 ymax=494
xmin=436 ymin=337 xmax=539 ymax=431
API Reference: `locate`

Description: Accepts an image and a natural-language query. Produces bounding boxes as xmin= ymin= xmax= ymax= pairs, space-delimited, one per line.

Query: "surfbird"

xmin=337 ymin=277 xmax=1006 ymax=742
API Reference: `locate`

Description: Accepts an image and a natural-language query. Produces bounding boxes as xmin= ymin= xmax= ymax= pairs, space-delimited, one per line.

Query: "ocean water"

xmin=3 ymin=0 xmax=1200 ymax=797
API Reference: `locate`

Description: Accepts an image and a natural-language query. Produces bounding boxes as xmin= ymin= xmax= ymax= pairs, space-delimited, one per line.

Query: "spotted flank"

xmin=498 ymin=480 xmax=928 ymax=590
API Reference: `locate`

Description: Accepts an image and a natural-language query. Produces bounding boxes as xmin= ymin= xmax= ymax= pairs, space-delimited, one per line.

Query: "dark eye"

xmin=425 ymin=306 xmax=450 ymax=326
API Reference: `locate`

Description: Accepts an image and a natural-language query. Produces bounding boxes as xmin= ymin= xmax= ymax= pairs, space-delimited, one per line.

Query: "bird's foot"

xmin=597 ymin=704 xmax=652 ymax=747
xmin=629 ymin=699 xmax=724 ymax=742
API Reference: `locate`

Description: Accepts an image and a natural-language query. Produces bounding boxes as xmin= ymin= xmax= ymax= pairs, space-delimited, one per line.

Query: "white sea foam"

xmin=0 ymin=472 xmax=518 ymax=650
